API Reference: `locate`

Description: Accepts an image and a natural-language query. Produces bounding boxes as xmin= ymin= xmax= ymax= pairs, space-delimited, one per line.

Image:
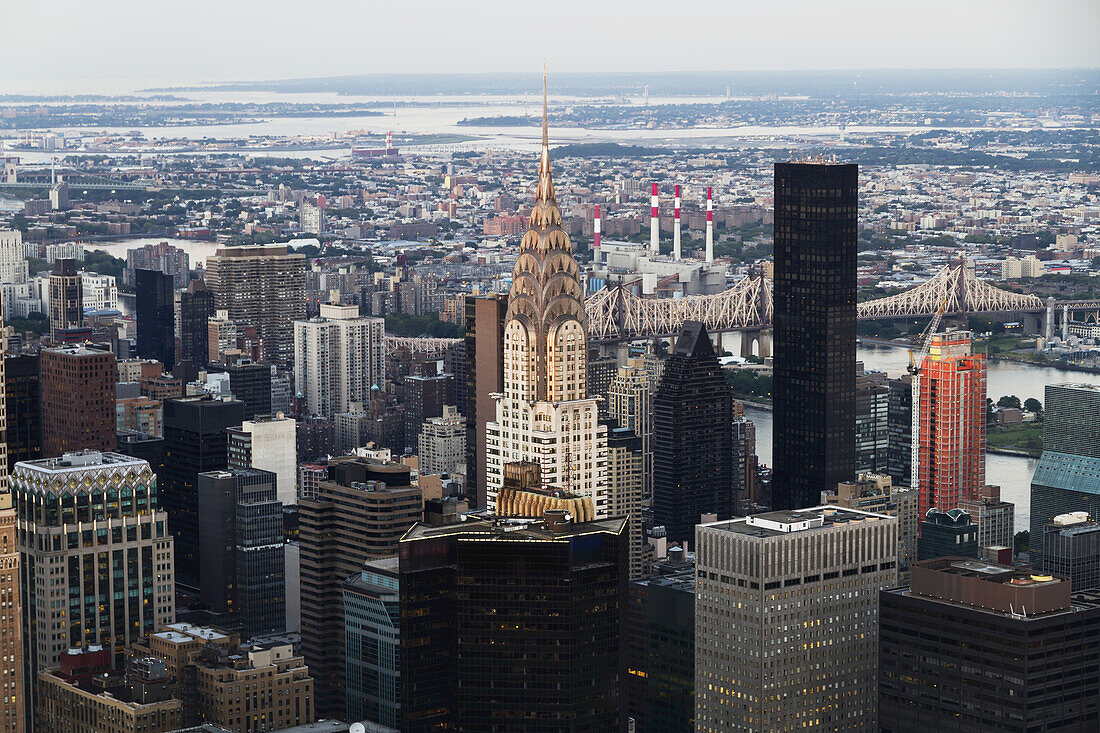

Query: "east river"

xmin=745 ymin=342 xmax=1100 ymax=532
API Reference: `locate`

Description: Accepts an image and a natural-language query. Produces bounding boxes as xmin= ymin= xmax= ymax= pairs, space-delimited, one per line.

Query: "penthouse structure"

xmin=695 ymin=506 xmax=897 ymax=731
xmin=879 ymin=558 xmax=1100 ymax=731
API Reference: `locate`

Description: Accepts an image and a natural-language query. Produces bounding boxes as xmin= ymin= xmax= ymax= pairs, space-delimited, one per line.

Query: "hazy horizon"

xmin=3 ymin=0 xmax=1097 ymax=84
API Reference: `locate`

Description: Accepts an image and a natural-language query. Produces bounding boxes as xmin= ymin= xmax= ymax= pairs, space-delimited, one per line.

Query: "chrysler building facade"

xmin=485 ymin=81 xmax=608 ymax=516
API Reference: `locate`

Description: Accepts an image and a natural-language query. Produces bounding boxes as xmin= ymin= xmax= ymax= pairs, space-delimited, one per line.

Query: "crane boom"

xmin=908 ymin=301 xmax=947 ymax=491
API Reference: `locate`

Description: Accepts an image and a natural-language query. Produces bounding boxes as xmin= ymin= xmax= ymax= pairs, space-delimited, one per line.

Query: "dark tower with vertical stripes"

xmin=772 ymin=162 xmax=858 ymax=510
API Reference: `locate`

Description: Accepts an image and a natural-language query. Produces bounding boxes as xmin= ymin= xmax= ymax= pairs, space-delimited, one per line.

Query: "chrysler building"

xmin=485 ymin=77 xmax=608 ymax=515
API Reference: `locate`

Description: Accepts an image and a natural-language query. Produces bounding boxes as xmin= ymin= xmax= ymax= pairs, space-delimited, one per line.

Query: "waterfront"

xmin=741 ymin=341 xmax=1097 ymax=533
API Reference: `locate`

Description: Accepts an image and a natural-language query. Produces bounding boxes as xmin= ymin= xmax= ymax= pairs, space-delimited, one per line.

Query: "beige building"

xmin=606 ymin=426 xmax=646 ymax=580
xmin=607 ymin=358 xmax=654 ymax=499
xmin=695 ymin=507 xmax=898 ymax=732
xmin=417 ymin=405 xmax=466 ymax=477
xmin=130 ymin=622 xmax=314 ymax=733
xmin=823 ymin=473 xmax=920 ymax=582
xmin=36 ymin=651 xmax=182 ymax=733
xmin=227 ymin=413 xmax=298 ymax=506
xmin=293 ymin=303 xmax=386 ymax=418
xmin=206 ymin=245 xmax=306 ymax=367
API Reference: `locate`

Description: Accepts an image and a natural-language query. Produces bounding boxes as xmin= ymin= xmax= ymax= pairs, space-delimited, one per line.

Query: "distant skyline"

xmin=1 ymin=0 xmax=1098 ymax=85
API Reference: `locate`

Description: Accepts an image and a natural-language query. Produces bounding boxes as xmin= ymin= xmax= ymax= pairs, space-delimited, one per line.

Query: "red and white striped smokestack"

xmin=650 ymin=182 xmax=659 ymax=255
xmin=593 ymin=204 xmax=602 ymax=263
xmin=673 ymin=185 xmax=681 ymax=261
xmin=705 ymin=186 xmax=714 ymax=263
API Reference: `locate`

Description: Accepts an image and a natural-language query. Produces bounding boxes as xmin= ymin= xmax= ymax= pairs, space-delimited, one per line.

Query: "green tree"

xmin=1023 ymin=398 xmax=1042 ymax=415
xmin=997 ymin=395 xmax=1022 ymax=409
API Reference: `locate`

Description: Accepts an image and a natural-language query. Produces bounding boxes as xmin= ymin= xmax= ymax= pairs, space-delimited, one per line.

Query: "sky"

xmin=2 ymin=0 xmax=1098 ymax=86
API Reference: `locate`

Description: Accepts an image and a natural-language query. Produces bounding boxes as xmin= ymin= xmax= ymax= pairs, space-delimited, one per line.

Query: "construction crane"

xmin=908 ymin=301 xmax=946 ymax=492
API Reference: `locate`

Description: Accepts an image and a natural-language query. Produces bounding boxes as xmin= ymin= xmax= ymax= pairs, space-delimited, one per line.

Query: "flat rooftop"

xmin=702 ymin=505 xmax=893 ymax=538
xmin=16 ymin=451 xmax=147 ymax=473
xmin=402 ymin=514 xmax=627 ymax=543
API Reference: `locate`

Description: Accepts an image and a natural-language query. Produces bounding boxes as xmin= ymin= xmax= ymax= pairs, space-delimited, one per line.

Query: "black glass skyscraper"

xmin=652 ymin=321 xmax=733 ymax=543
xmin=135 ymin=268 xmax=176 ymax=370
xmin=399 ymin=514 xmax=627 ymax=733
xmin=197 ymin=467 xmax=285 ymax=639
xmin=177 ymin=278 xmax=214 ymax=381
xmin=4 ymin=353 xmax=41 ymax=470
xmin=162 ymin=395 xmax=245 ymax=588
xmin=772 ymin=162 xmax=858 ymax=510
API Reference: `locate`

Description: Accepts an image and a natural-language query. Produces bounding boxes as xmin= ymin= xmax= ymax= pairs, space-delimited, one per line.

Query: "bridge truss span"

xmin=856 ymin=263 xmax=1043 ymax=319
xmin=585 ymin=274 xmax=773 ymax=341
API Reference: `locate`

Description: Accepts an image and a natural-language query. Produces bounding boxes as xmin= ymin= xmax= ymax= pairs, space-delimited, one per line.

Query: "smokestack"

xmin=673 ymin=185 xmax=681 ymax=261
xmin=650 ymin=183 xmax=659 ymax=255
xmin=705 ymin=187 xmax=714 ymax=263
xmin=593 ymin=204 xmax=602 ymax=264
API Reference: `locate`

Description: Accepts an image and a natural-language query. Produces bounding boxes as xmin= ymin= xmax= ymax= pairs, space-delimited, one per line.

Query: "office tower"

xmin=130 ymin=623 xmax=315 ymax=731
xmin=223 ymin=358 xmax=272 ymax=420
xmin=959 ymin=484 xmax=1015 ymax=558
xmin=1030 ymin=383 xmax=1100 ymax=562
xmin=855 ymin=364 xmax=889 ymax=473
xmin=463 ymin=293 xmax=507 ymax=508
xmin=299 ymin=457 xmax=421 ymax=718
xmin=227 ymin=413 xmax=297 ymax=506
xmin=399 ymin=512 xmax=627 ymax=732
xmin=652 ymin=321 xmax=733 ymax=544
xmin=116 ymin=429 xmax=165 ymax=476
xmin=624 ymin=555 xmax=695 ymax=733
xmin=695 ymin=506 xmax=897 ymax=731
xmin=879 ymin=558 xmax=1100 ymax=731
xmin=607 ymin=358 xmax=654 ymax=498
xmin=48 ymin=258 xmax=82 ymax=338
xmin=36 ymin=649 xmax=182 ymax=733
xmin=4 ymin=353 xmax=40 ymax=470
xmin=607 ymin=424 xmax=646 ymax=580
xmin=484 ymin=98 xmax=608 ymax=515
xmin=919 ymin=508 xmax=978 ymax=560
xmin=342 ymin=557 xmax=400 ymax=729
xmin=135 ymin=269 xmax=176 ymax=370
xmin=886 ymin=374 xmax=913 ymax=487
xmin=1041 ymin=512 xmax=1100 ymax=591
xmin=12 ymin=452 xmax=174 ymax=695
xmin=772 ymin=162 xmax=858 ymax=510
xmin=0 ymin=492 xmax=23 ymax=733
xmin=399 ymin=374 xmax=454 ymax=451
xmin=205 ymin=244 xmax=306 ymax=367
xmin=293 ymin=303 xmax=385 ymax=417
xmin=197 ymin=468 xmax=285 ymax=638
xmin=40 ymin=345 xmax=117 ymax=456
xmin=176 ymin=280 xmax=213 ymax=376
xmin=917 ymin=332 xmax=987 ymax=516
xmin=416 ymin=404 xmax=465 ymax=477
xmin=161 ymin=395 xmax=245 ymax=588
